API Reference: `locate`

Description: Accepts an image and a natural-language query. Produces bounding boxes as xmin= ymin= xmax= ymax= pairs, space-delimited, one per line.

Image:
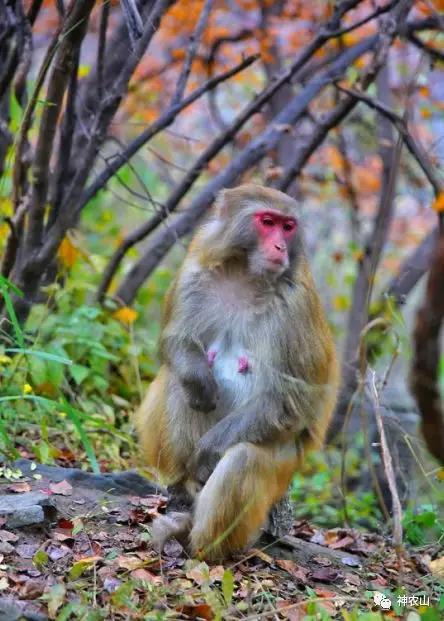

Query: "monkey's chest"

xmin=207 ymin=337 xmax=257 ymax=411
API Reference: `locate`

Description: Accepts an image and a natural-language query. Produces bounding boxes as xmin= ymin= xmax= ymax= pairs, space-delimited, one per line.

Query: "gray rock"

xmin=0 ymin=542 xmax=14 ymax=555
xmin=0 ymin=491 xmax=56 ymax=528
xmin=12 ymin=459 xmax=166 ymax=497
xmin=0 ymin=598 xmax=47 ymax=621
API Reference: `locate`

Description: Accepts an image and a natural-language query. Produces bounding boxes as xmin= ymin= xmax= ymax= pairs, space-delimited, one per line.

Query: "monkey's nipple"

xmin=238 ymin=356 xmax=249 ymax=374
xmin=207 ymin=349 xmax=217 ymax=367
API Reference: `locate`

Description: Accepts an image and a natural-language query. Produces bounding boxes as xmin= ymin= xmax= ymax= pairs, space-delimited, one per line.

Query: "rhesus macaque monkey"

xmin=135 ymin=184 xmax=339 ymax=560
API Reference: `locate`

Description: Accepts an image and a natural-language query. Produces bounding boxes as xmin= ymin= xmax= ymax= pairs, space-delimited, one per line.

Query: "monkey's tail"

xmin=151 ymin=511 xmax=192 ymax=552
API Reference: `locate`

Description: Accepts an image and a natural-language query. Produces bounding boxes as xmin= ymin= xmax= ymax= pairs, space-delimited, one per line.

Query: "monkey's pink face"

xmin=253 ymin=210 xmax=297 ymax=273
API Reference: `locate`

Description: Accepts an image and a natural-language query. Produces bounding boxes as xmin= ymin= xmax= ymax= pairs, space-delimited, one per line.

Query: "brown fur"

xmin=135 ymin=184 xmax=339 ymax=560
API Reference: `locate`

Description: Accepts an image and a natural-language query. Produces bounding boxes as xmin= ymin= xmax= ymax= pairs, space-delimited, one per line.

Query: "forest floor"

xmin=0 ymin=460 xmax=441 ymax=621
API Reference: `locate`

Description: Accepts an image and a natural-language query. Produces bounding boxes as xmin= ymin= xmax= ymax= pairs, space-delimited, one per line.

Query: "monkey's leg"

xmin=134 ymin=366 xmax=185 ymax=483
xmin=190 ymin=441 xmax=299 ymax=560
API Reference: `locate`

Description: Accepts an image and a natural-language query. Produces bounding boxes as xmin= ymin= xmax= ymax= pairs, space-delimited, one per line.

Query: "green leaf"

xmin=6 ymin=348 xmax=72 ymax=364
xmin=56 ymin=602 xmax=76 ymax=621
xmin=62 ymin=399 xmax=100 ymax=474
xmin=420 ymin=608 xmax=441 ymax=621
xmin=0 ymin=276 xmax=24 ymax=348
xmin=47 ymin=583 xmax=66 ymax=618
xmin=29 ymin=355 xmax=47 ymax=386
xmin=69 ymin=363 xmax=90 ymax=385
xmin=33 ymin=549 xmax=49 ymax=569
xmin=69 ymin=556 xmax=100 ymax=580
xmin=46 ymin=359 xmax=64 ymax=388
xmin=415 ymin=511 xmax=436 ymax=527
xmin=222 ymin=568 xmax=234 ymax=605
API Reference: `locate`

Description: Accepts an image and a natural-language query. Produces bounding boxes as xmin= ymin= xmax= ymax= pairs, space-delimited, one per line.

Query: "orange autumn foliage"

xmin=353 ymin=166 xmax=381 ymax=194
xmin=113 ymin=307 xmax=139 ymax=325
xmin=58 ymin=237 xmax=79 ymax=269
xmin=432 ymin=193 xmax=444 ymax=214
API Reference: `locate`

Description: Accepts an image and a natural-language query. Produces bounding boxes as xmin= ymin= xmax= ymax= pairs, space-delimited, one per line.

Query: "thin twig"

xmin=172 ymin=0 xmax=214 ymax=105
xmin=120 ymin=0 xmax=144 ymax=48
xmin=335 ymin=83 xmax=443 ymax=194
xmin=97 ymin=0 xmax=110 ymax=102
xmin=81 ymin=54 xmax=259 ymax=214
xmin=369 ymin=370 xmax=403 ymax=549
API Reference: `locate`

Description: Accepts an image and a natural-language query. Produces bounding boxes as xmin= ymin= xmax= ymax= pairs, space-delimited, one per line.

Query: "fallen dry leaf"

xmin=0 ymin=530 xmax=19 ymax=543
xmin=430 ymin=556 xmax=444 ymax=578
xmin=7 ymin=481 xmax=31 ymax=493
xmin=311 ymin=567 xmax=339 ymax=583
xmin=344 ymin=572 xmax=361 ymax=587
xmin=49 ymin=480 xmax=73 ymax=496
xmin=131 ymin=568 xmax=163 ymax=584
xmin=186 ymin=562 xmax=210 ymax=585
xmin=312 ymin=555 xmax=333 ymax=566
xmin=329 ymin=535 xmax=354 ymax=550
xmin=317 ymin=599 xmax=337 ymax=616
xmin=21 ymin=578 xmax=45 ymax=600
xmin=209 ymin=565 xmax=225 ymax=582
xmin=57 ymin=517 xmax=74 ymax=530
xmin=103 ymin=576 xmax=122 ymax=593
xmin=371 ymin=576 xmax=388 ymax=588
xmin=315 ymin=587 xmax=338 ymax=598
xmin=324 ymin=530 xmax=341 ymax=546
xmin=53 ymin=530 xmax=74 ymax=542
xmin=16 ymin=543 xmax=39 ymax=559
xmin=74 ymin=554 xmax=102 ymax=563
xmin=117 ymin=555 xmax=145 ymax=571
xmin=179 ymin=603 xmax=214 ymax=620
xmin=276 ymin=600 xmax=305 ymax=621
xmin=47 ymin=544 xmax=71 ymax=562
xmin=275 ymin=559 xmax=309 ymax=583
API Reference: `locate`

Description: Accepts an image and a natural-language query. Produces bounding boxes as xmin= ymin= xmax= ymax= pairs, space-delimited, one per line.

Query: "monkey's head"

xmin=200 ymin=184 xmax=302 ymax=279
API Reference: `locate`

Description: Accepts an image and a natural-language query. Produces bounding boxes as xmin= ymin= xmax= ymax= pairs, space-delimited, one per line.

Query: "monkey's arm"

xmin=191 ymin=393 xmax=312 ymax=484
xmin=162 ymin=333 xmax=218 ymax=412
xmin=160 ymin=277 xmax=218 ymax=413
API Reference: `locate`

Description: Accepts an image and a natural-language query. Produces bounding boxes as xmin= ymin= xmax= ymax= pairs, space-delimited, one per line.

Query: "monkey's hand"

xmin=188 ymin=438 xmax=222 ymax=485
xmin=182 ymin=365 xmax=218 ymax=413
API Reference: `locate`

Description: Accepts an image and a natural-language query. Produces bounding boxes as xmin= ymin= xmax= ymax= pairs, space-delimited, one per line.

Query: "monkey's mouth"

xmin=267 ymin=257 xmax=288 ymax=272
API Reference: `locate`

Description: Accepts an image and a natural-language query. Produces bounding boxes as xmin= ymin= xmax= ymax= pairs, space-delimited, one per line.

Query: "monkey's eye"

xmin=261 ymin=217 xmax=275 ymax=227
xmin=283 ymin=221 xmax=296 ymax=232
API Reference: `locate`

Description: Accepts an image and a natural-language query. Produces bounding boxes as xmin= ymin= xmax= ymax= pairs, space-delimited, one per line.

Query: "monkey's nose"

xmin=275 ymin=243 xmax=285 ymax=252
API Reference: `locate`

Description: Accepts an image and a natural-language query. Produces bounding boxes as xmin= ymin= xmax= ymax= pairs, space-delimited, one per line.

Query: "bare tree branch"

xmin=25 ymin=0 xmax=95 ymax=251
xmin=114 ymin=35 xmax=379 ymax=304
xmin=335 ymin=83 xmax=444 ymax=194
xmin=84 ymin=0 xmax=396 ymax=217
xmin=120 ymin=0 xmax=144 ymax=48
xmin=411 ymin=234 xmax=444 ymax=464
xmin=27 ymin=0 xmax=44 ymax=25
xmin=48 ymin=44 xmax=81 ymax=228
xmin=80 ymin=54 xmax=259 ymax=216
xmin=328 ymin=64 xmax=404 ymax=441
xmin=385 ymin=227 xmax=439 ymax=305
xmin=97 ymin=2 xmax=406 ymax=301
xmin=407 ymin=31 xmax=444 ymax=63
xmin=172 ymin=0 xmax=213 ymax=105
xmin=11 ymin=20 xmax=62 ymax=210
xmin=96 ymin=0 xmax=110 ymax=103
